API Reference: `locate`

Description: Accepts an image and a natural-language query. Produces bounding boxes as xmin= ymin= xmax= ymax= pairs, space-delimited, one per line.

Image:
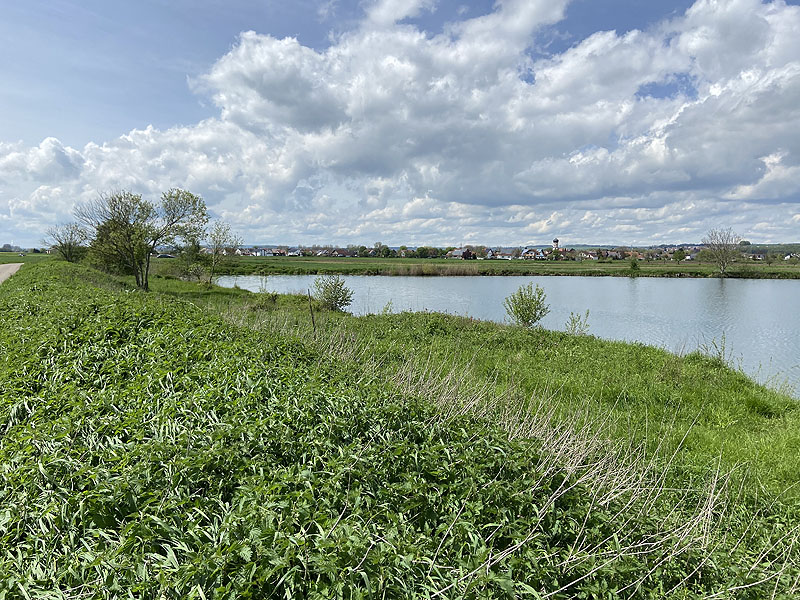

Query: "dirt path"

xmin=0 ymin=263 xmax=23 ymax=284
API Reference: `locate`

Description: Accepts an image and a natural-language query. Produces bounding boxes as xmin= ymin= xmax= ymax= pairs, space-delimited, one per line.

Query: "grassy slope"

xmin=201 ymin=255 xmax=800 ymax=279
xmin=2 ymin=263 xmax=799 ymax=598
xmin=156 ymin=276 xmax=800 ymax=500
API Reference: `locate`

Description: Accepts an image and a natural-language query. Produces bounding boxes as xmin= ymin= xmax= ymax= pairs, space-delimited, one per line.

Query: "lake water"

xmin=216 ymin=274 xmax=800 ymax=395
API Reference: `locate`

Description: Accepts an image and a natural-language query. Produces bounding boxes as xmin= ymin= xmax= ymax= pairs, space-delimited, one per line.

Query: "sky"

xmin=1 ymin=0 xmax=799 ymax=247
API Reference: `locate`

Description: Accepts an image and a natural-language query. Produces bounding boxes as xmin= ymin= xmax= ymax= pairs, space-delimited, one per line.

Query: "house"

xmin=446 ymin=248 xmax=476 ymax=260
xmin=579 ymin=251 xmax=598 ymax=260
xmin=331 ymin=248 xmax=357 ymax=257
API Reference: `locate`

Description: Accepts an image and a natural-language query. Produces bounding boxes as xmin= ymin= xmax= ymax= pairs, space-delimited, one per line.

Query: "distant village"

xmin=4 ymin=240 xmax=799 ymax=262
xmin=196 ymin=238 xmax=800 ymax=263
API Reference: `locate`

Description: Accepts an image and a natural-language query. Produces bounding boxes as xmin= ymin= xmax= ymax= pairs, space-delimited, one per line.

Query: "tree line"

xmin=46 ymin=189 xmax=239 ymax=291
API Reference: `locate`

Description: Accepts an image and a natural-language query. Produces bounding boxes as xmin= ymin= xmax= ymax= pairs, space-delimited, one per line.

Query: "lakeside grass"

xmin=155 ymin=275 xmax=800 ymax=501
xmin=3 ymin=262 xmax=800 ymax=597
xmin=195 ymin=255 xmax=800 ymax=279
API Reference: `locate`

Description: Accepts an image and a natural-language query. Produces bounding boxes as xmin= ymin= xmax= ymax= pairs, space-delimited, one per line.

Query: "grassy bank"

xmin=2 ymin=262 xmax=800 ymax=597
xmin=197 ymin=255 xmax=800 ymax=279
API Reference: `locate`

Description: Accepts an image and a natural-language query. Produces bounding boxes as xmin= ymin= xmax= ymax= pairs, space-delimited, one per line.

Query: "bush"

xmin=565 ymin=309 xmax=590 ymax=335
xmin=503 ymin=282 xmax=549 ymax=327
xmin=313 ymin=273 xmax=354 ymax=311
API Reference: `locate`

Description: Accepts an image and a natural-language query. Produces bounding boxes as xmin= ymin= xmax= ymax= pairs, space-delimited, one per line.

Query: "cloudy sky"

xmin=1 ymin=0 xmax=799 ymax=247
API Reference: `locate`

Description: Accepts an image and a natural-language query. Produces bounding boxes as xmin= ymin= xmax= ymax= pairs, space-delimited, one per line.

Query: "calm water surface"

xmin=217 ymin=274 xmax=800 ymax=395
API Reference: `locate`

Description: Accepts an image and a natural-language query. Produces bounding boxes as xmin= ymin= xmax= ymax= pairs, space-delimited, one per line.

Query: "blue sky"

xmin=1 ymin=0 xmax=699 ymax=147
xmin=1 ymin=0 xmax=799 ymax=246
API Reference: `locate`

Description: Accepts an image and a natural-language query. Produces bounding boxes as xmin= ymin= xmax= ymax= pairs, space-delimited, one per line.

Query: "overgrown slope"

xmin=0 ymin=263 xmax=797 ymax=598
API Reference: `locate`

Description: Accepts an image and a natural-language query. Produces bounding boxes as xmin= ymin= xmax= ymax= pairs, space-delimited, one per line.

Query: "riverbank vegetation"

xmin=194 ymin=254 xmax=800 ymax=279
xmin=2 ymin=261 xmax=800 ymax=597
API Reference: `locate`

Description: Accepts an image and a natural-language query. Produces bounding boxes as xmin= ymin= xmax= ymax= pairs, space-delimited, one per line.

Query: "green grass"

xmin=0 ymin=252 xmax=53 ymax=265
xmin=179 ymin=255 xmax=800 ymax=279
xmin=2 ymin=262 xmax=800 ymax=597
xmin=182 ymin=282 xmax=799 ymax=500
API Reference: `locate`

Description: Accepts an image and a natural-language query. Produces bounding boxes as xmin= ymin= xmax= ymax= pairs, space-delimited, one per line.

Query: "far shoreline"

xmin=206 ymin=255 xmax=800 ymax=280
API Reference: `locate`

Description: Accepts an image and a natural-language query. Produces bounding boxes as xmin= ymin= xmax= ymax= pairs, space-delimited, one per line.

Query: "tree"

xmin=672 ymin=249 xmax=686 ymax=261
xmin=204 ymin=220 xmax=242 ymax=284
xmin=77 ymin=189 xmax=207 ymax=291
xmin=503 ymin=282 xmax=550 ymax=328
xmin=313 ymin=274 xmax=353 ymax=311
xmin=43 ymin=223 xmax=87 ymax=262
xmin=702 ymin=228 xmax=741 ymax=276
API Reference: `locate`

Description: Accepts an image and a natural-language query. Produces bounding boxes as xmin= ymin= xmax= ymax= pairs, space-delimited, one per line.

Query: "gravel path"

xmin=0 ymin=263 xmax=23 ymax=284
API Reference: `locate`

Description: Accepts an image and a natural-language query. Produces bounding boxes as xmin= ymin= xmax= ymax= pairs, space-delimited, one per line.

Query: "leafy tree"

xmin=204 ymin=220 xmax=242 ymax=284
xmin=672 ymin=249 xmax=686 ymax=261
xmin=503 ymin=282 xmax=550 ymax=328
xmin=702 ymin=228 xmax=741 ymax=276
xmin=313 ymin=274 xmax=353 ymax=311
xmin=173 ymin=234 xmax=206 ymax=282
xmin=43 ymin=223 xmax=87 ymax=263
xmin=77 ymin=189 xmax=207 ymax=291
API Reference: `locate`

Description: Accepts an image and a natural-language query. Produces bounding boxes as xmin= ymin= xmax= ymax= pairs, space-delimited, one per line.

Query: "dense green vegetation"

xmin=2 ymin=262 xmax=800 ymax=597
xmin=196 ymin=255 xmax=800 ymax=279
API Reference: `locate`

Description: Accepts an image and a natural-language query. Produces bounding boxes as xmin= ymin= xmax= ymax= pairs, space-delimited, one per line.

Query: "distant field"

xmin=0 ymin=252 xmax=52 ymax=265
xmin=206 ymin=255 xmax=800 ymax=278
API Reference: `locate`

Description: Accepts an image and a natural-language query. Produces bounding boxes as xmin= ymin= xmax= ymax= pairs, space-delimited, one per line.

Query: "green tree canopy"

xmin=77 ymin=189 xmax=207 ymax=290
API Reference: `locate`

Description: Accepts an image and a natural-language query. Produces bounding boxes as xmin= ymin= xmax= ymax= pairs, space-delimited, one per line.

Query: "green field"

xmin=206 ymin=255 xmax=800 ymax=279
xmin=0 ymin=252 xmax=52 ymax=265
xmin=2 ymin=261 xmax=800 ymax=597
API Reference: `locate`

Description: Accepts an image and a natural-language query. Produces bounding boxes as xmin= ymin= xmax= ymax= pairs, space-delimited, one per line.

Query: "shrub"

xmin=565 ymin=309 xmax=590 ymax=335
xmin=313 ymin=273 xmax=354 ymax=311
xmin=503 ymin=282 xmax=549 ymax=327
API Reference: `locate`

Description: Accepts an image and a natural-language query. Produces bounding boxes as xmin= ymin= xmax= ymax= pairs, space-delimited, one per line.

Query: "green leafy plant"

xmin=503 ymin=282 xmax=550 ymax=327
xmin=565 ymin=309 xmax=590 ymax=335
xmin=313 ymin=273 xmax=354 ymax=311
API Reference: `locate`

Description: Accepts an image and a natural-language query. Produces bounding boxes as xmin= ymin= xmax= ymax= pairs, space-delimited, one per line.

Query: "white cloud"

xmin=365 ymin=0 xmax=437 ymax=27
xmin=2 ymin=0 xmax=800 ymax=246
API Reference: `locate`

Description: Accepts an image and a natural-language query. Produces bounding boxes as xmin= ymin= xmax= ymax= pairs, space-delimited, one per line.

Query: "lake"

xmin=216 ymin=274 xmax=800 ymax=395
